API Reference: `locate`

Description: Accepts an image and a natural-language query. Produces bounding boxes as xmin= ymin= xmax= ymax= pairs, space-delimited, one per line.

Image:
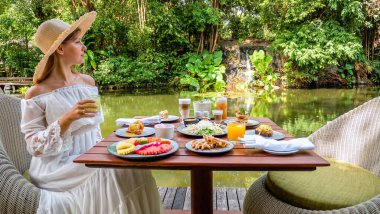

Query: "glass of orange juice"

xmin=227 ymin=122 xmax=246 ymax=141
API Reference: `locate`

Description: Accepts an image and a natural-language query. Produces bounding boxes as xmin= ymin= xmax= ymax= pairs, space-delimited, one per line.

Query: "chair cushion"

xmin=266 ymin=158 xmax=380 ymax=210
xmin=23 ymin=169 xmax=32 ymax=182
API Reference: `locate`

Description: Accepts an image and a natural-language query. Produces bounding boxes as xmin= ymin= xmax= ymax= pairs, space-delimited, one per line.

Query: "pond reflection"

xmin=100 ymin=87 xmax=380 ymax=187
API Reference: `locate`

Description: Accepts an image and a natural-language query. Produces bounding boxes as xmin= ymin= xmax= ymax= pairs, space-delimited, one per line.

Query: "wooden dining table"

xmin=74 ymin=117 xmax=330 ymax=214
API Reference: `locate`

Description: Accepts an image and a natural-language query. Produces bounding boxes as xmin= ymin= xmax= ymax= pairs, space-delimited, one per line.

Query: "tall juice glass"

xmin=216 ymin=97 xmax=228 ymax=119
xmin=227 ymin=122 xmax=246 ymax=141
xmin=179 ymin=98 xmax=191 ymax=121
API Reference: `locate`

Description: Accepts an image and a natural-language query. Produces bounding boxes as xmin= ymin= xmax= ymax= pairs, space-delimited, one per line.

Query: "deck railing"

xmin=0 ymin=77 xmax=33 ymax=86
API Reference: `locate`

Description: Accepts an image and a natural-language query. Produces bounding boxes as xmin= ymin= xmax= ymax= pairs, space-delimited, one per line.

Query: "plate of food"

xmin=177 ymin=120 xmax=227 ymax=138
xmin=108 ymin=137 xmax=179 ymax=160
xmin=223 ymin=119 xmax=260 ymax=127
xmin=159 ymin=110 xmax=179 ymax=122
xmin=245 ymin=124 xmax=286 ymax=140
xmin=185 ymin=135 xmax=234 ymax=155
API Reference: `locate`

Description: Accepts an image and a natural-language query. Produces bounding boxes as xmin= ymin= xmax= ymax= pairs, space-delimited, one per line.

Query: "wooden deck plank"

xmin=159 ymin=186 xmax=245 ymax=212
xmin=213 ymin=188 xmax=216 ymax=210
xmin=183 ymin=187 xmax=191 ymax=210
xmin=236 ymin=188 xmax=247 ymax=211
xmin=172 ymin=187 xmax=187 ymax=210
xmin=216 ymin=187 xmax=228 ymax=210
xmin=163 ymin=187 xmax=177 ymax=209
xmin=158 ymin=186 xmax=168 ymax=203
xmin=226 ymin=188 xmax=240 ymax=211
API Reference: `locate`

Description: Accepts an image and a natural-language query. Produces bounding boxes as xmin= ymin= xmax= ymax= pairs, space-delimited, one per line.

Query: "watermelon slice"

xmin=135 ymin=144 xmax=172 ymax=156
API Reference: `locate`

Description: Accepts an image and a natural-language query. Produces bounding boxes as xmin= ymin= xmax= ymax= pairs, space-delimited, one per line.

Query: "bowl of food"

xmin=184 ymin=117 xmax=200 ymax=127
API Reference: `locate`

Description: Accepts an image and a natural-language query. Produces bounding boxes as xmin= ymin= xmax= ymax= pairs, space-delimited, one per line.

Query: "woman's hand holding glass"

xmin=67 ymin=99 xmax=99 ymax=121
xmin=58 ymin=99 xmax=99 ymax=135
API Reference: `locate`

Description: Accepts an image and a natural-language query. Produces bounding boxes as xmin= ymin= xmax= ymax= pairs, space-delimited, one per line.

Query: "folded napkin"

xmin=115 ymin=116 xmax=161 ymax=126
xmin=239 ymin=135 xmax=315 ymax=151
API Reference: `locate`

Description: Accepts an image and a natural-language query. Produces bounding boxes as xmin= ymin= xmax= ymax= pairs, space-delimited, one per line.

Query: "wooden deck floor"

xmin=158 ymin=187 xmax=247 ymax=212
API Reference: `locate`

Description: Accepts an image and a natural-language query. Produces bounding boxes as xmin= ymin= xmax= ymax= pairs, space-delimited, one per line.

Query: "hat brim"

xmin=33 ymin=11 xmax=97 ymax=83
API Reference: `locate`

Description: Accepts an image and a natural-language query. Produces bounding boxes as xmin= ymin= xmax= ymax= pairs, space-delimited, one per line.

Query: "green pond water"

xmin=99 ymin=87 xmax=380 ymax=188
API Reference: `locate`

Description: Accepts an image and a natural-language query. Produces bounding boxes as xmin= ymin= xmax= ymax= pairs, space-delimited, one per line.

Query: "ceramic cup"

xmin=154 ymin=123 xmax=175 ymax=139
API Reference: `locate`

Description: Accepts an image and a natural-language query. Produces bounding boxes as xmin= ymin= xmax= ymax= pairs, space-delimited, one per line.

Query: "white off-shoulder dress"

xmin=20 ymin=85 xmax=162 ymax=214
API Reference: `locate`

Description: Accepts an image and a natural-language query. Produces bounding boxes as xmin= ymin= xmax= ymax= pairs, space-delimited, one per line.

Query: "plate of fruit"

xmin=115 ymin=120 xmax=155 ymax=138
xmin=108 ymin=137 xmax=179 ymax=160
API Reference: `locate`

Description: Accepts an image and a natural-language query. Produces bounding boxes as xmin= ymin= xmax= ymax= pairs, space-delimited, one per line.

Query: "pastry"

xmin=159 ymin=110 xmax=169 ymax=120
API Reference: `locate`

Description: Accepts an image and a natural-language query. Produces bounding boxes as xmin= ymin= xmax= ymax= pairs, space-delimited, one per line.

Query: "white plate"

xmin=263 ymin=149 xmax=299 ymax=155
xmin=245 ymin=130 xmax=286 ymax=140
xmin=177 ymin=125 xmax=227 ymax=138
xmin=160 ymin=115 xmax=180 ymax=122
xmin=108 ymin=139 xmax=179 ymax=160
xmin=224 ymin=119 xmax=260 ymax=127
xmin=115 ymin=127 xmax=155 ymax=138
xmin=185 ymin=140 xmax=234 ymax=155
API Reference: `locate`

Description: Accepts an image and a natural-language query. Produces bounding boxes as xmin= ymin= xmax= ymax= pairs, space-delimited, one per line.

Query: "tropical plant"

xmin=249 ymin=50 xmax=278 ymax=88
xmin=180 ymin=50 xmax=226 ymax=93
xmin=271 ymin=20 xmax=362 ymax=86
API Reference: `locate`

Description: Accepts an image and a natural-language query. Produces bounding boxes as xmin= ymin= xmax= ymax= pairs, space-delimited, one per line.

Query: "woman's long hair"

xmin=35 ymin=28 xmax=81 ymax=84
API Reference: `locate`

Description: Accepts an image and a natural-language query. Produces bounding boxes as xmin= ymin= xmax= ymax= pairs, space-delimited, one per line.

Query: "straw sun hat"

xmin=33 ymin=11 xmax=97 ymax=83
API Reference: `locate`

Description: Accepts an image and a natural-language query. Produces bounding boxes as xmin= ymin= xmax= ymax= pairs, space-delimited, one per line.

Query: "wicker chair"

xmin=0 ymin=94 xmax=40 ymax=213
xmin=244 ymin=96 xmax=380 ymax=214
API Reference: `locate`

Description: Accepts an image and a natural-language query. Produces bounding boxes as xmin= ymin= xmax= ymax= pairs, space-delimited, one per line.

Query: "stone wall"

xmin=218 ymin=39 xmax=283 ymax=88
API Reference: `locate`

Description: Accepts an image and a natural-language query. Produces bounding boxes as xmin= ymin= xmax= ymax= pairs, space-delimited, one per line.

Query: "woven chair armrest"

xmin=0 ymin=153 xmax=40 ymax=214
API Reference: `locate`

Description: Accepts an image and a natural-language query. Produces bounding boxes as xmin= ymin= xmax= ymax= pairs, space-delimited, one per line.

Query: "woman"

xmin=21 ymin=12 xmax=162 ymax=213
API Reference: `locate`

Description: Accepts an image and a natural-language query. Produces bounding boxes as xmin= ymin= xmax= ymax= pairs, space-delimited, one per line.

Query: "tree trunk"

xmin=137 ymin=0 xmax=146 ymax=31
xmin=209 ymin=0 xmax=220 ymax=53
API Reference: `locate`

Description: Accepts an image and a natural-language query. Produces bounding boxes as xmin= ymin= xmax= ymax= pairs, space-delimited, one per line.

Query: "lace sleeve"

xmin=20 ymin=99 xmax=72 ymax=157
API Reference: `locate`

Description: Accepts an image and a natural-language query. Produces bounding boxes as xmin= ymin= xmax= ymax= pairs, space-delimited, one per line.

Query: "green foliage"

xmin=148 ymin=2 xmax=189 ymax=52
xmin=249 ymin=50 xmax=278 ymax=88
xmin=18 ymin=86 xmax=30 ymax=95
xmin=180 ymin=50 xmax=226 ymax=93
xmin=0 ymin=1 xmax=39 ymax=76
xmin=94 ymin=52 xmax=185 ymax=88
xmin=337 ymin=63 xmax=355 ymax=87
xmin=0 ymin=0 xmax=379 ymax=89
xmin=180 ymin=2 xmax=222 ymax=33
xmin=272 ymin=20 xmax=362 ymax=86
xmin=370 ymin=60 xmax=380 ymax=84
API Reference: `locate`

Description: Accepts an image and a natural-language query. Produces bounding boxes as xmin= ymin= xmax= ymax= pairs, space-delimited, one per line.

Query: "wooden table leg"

xmin=191 ymin=169 xmax=213 ymax=214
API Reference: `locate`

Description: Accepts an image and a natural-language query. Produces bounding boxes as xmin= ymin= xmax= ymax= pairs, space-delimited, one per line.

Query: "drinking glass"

xmin=212 ymin=110 xmax=223 ymax=123
xmin=227 ymin=122 xmax=246 ymax=141
xmin=193 ymin=100 xmax=211 ymax=117
xmin=179 ymin=98 xmax=191 ymax=121
xmin=81 ymin=95 xmax=101 ymax=112
xmin=216 ymin=97 xmax=228 ymax=119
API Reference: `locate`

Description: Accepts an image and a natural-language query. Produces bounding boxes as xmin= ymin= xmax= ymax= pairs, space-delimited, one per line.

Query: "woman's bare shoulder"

xmin=79 ymin=74 xmax=96 ymax=86
xmin=25 ymin=84 xmax=50 ymax=99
